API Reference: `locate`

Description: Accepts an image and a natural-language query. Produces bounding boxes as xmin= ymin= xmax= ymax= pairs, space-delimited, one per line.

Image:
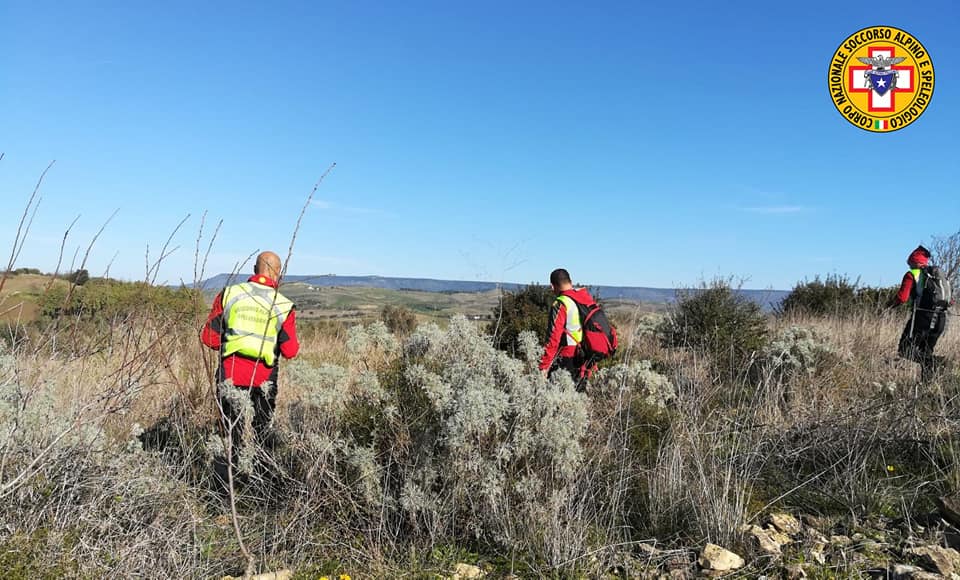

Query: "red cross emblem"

xmin=848 ymin=46 xmax=915 ymax=112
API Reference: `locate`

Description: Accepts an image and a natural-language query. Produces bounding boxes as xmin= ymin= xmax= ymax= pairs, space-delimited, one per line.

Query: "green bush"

xmin=381 ymin=304 xmax=417 ymax=335
xmin=777 ymin=274 xmax=896 ymax=318
xmin=67 ymin=268 xmax=90 ymax=286
xmin=487 ymin=284 xmax=554 ymax=354
xmin=39 ymin=278 xmax=202 ymax=321
xmin=3 ymin=267 xmax=43 ymax=276
xmin=659 ymin=279 xmax=768 ymax=375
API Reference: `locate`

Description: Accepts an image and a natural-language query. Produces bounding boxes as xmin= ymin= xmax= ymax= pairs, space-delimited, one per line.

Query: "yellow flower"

xmin=319 ymin=576 xmax=329 ymax=580
xmin=340 ymin=575 xmax=351 ymax=580
xmin=886 ymin=465 xmax=896 ymax=473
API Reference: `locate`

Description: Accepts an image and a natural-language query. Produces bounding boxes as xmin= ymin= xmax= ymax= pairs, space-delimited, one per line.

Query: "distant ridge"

xmin=195 ymin=274 xmax=789 ymax=309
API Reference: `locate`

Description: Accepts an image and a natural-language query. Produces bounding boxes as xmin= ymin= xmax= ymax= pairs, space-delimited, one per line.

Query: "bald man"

xmin=202 ymin=251 xmax=299 ymax=446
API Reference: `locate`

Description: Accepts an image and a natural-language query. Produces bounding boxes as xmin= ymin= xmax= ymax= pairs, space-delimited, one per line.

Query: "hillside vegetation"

xmin=2 ymin=271 xmax=960 ymax=578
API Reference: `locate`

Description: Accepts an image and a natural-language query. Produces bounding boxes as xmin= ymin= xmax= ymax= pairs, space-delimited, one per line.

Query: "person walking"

xmin=891 ymin=245 xmax=950 ymax=381
xmin=202 ymin=251 xmax=299 ymax=449
xmin=539 ymin=268 xmax=599 ymax=390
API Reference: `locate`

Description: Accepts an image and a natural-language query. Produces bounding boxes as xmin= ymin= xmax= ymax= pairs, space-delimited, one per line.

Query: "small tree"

xmin=67 ymin=269 xmax=90 ymax=286
xmin=777 ymin=275 xmax=896 ymax=318
xmin=777 ymin=274 xmax=859 ymax=317
xmin=488 ymin=284 xmax=555 ymax=355
xmin=660 ymin=278 xmax=768 ymax=377
xmin=932 ymin=228 xmax=960 ymax=286
xmin=380 ymin=304 xmax=417 ymax=336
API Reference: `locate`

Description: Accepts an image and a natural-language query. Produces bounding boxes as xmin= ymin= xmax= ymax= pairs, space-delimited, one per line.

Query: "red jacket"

xmin=539 ymin=288 xmax=596 ymax=371
xmin=201 ymin=275 xmax=299 ymax=388
xmin=894 ymin=271 xmax=917 ymax=306
xmin=895 ymin=247 xmax=931 ymax=305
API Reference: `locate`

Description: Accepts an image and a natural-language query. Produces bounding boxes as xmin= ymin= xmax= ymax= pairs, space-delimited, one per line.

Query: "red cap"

xmin=907 ymin=245 xmax=931 ymax=268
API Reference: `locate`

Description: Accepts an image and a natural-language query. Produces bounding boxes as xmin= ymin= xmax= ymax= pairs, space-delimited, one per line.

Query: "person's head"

xmin=907 ymin=245 xmax=931 ymax=268
xmin=549 ymin=268 xmax=573 ymax=293
xmin=255 ymin=251 xmax=282 ymax=280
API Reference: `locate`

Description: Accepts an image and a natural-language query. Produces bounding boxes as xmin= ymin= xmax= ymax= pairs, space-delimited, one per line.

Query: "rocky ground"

xmin=594 ymin=497 xmax=960 ymax=579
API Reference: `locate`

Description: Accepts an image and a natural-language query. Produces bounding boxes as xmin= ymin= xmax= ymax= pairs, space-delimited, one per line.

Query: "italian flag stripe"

xmin=874 ymin=119 xmax=888 ymax=130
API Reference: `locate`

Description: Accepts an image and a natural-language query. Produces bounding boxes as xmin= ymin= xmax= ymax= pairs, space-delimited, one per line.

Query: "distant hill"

xmin=194 ymin=274 xmax=789 ymax=309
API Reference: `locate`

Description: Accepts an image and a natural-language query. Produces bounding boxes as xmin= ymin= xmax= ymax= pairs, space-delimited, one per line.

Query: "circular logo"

xmin=828 ymin=26 xmax=934 ymax=132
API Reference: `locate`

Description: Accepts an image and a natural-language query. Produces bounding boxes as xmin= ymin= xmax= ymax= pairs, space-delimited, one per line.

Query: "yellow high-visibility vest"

xmin=221 ymin=281 xmax=294 ymax=366
xmin=555 ymin=295 xmax=582 ymax=345
xmin=908 ymin=268 xmax=924 ymax=306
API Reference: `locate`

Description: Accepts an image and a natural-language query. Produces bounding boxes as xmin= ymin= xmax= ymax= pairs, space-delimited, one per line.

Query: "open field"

xmin=282 ymin=283 xmax=504 ymax=322
xmin=281 ymin=282 xmax=667 ymax=324
xmin=0 ymin=274 xmax=53 ymax=323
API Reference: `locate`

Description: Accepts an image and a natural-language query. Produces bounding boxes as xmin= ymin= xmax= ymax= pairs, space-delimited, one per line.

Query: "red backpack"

xmin=573 ymin=300 xmax=618 ymax=360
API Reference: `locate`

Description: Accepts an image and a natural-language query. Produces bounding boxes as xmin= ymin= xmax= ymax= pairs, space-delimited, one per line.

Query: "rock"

xmin=806 ymin=542 xmax=827 ymax=565
xmin=767 ymin=527 xmax=793 ymax=547
xmin=451 ymin=562 xmax=484 ymax=579
xmin=891 ymin=563 xmax=941 ymax=580
xmin=800 ymin=514 xmax=832 ymax=530
xmin=891 ymin=564 xmax=918 ymax=579
xmin=769 ymin=513 xmax=802 ymax=536
xmin=698 ymin=544 xmax=745 ymax=572
xmin=905 ymin=545 xmax=960 ymax=576
xmin=830 ymin=535 xmax=853 ymax=547
xmin=938 ymin=495 xmax=960 ymax=529
xmin=744 ymin=525 xmax=784 ymax=556
xmin=802 ymin=528 xmax=829 ymax=544
xmin=946 ymin=528 xmax=960 ymax=551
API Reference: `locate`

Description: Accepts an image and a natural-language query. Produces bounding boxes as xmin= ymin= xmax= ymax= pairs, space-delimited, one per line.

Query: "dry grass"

xmin=2 ymin=275 xmax=959 ymax=577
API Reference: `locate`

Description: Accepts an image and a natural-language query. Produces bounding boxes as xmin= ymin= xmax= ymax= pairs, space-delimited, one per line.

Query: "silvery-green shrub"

xmin=764 ymin=325 xmax=838 ymax=378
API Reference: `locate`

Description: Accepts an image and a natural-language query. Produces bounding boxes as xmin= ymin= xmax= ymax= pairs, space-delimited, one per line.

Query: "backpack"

xmin=918 ymin=266 xmax=952 ymax=310
xmin=571 ymin=299 xmax=618 ymax=360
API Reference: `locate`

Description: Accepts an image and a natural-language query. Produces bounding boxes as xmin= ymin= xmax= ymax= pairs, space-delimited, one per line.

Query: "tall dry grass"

xmin=3 ymin=285 xmax=960 ymax=576
xmin=3 ymin=163 xmax=959 ymax=575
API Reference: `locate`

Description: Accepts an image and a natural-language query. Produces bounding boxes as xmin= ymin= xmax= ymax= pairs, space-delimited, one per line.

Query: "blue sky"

xmin=1 ymin=1 xmax=957 ymax=289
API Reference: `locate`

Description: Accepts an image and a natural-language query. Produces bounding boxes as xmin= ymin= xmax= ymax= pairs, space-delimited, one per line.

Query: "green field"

xmin=280 ymin=282 xmax=661 ymax=323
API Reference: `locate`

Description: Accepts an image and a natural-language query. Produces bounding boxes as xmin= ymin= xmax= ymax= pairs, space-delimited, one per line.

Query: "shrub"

xmin=777 ymin=274 xmax=897 ymax=318
xmin=39 ymin=278 xmax=202 ymax=321
xmin=280 ymin=317 xmax=599 ymax=566
xmin=0 ymin=354 xmax=225 ymax=578
xmin=763 ymin=325 xmax=840 ymax=379
xmin=3 ymin=267 xmax=43 ymax=276
xmin=659 ymin=279 xmax=768 ymax=376
xmin=591 ymin=360 xmax=675 ymax=412
xmin=487 ymin=284 xmax=554 ymax=354
xmin=67 ymin=268 xmax=90 ymax=286
xmin=381 ymin=304 xmax=417 ymax=336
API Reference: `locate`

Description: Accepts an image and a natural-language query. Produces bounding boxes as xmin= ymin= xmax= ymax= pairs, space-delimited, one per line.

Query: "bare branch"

xmin=932 ymin=229 xmax=960 ymax=285
xmin=0 ymin=160 xmax=55 ymax=295
xmin=280 ymin=162 xmax=337 ymax=283
xmin=147 ymin=213 xmax=190 ymax=285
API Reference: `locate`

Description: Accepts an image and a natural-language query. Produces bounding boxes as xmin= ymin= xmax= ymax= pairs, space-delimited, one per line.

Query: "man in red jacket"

xmin=539 ymin=268 xmax=597 ymax=390
xmin=202 ymin=251 xmax=299 ymax=445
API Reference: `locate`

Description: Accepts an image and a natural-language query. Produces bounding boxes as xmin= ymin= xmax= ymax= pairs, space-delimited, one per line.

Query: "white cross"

xmin=849 ymin=47 xmax=914 ymax=112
